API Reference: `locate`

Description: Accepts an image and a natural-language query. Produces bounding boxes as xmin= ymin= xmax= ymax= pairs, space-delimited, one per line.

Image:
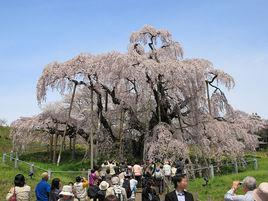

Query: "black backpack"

xmin=122 ymin=179 xmax=132 ymax=199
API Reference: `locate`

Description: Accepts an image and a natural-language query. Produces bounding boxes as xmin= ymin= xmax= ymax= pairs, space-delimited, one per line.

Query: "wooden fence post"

xmin=234 ymin=160 xmax=238 ymax=174
xmin=10 ymin=151 xmax=13 ymax=161
xmin=30 ymin=163 xmax=34 ymax=173
xmin=15 ymin=157 xmax=18 ymax=168
xmin=2 ymin=153 xmax=6 ymax=163
xmin=253 ymin=158 xmax=258 ymax=170
xmin=210 ymin=165 xmax=214 ymax=179
xmin=48 ymin=169 xmax=52 ymax=180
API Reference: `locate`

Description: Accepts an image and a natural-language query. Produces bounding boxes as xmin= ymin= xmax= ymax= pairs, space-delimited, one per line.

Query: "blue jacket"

xmin=35 ymin=179 xmax=51 ymax=201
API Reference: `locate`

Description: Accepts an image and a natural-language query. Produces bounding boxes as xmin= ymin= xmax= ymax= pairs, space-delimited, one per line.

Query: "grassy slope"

xmin=1 ymin=126 xmax=268 ymax=200
xmin=188 ymin=151 xmax=268 ymax=200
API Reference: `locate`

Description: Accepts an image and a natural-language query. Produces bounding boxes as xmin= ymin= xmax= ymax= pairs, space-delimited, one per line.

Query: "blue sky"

xmin=0 ymin=0 xmax=268 ymax=123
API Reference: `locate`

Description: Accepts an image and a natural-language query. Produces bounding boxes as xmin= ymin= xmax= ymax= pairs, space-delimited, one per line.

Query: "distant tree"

xmin=0 ymin=118 xmax=7 ymax=126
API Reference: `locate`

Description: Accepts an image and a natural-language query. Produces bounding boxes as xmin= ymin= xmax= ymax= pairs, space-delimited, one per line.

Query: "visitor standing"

xmin=35 ymin=172 xmax=51 ymax=201
xmin=49 ymin=178 xmax=61 ymax=201
xmin=106 ymin=177 xmax=127 ymax=201
xmin=133 ymin=162 xmax=142 ymax=188
xmin=163 ymin=161 xmax=172 ymax=193
xmin=165 ymin=174 xmax=194 ymax=201
xmin=142 ymin=180 xmax=160 ymax=201
xmin=73 ymin=176 xmax=88 ymax=201
xmin=97 ymin=181 xmax=110 ymax=201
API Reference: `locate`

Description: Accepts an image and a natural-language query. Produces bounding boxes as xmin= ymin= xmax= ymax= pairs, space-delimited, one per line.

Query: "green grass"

xmin=188 ymin=154 xmax=268 ymax=200
xmin=1 ymin=126 xmax=268 ymax=200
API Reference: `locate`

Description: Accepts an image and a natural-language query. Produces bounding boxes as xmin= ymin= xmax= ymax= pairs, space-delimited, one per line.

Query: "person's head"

xmin=14 ymin=174 xmax=25 ymax=187
xmin=253 ymin=182 xmax=268 ymax=201
xmin=91 ymin=169 xmax=96 ymax=174
xmin=104 ymin=195 xmax=119 ymax=201
xmin=59 ymin=185 xmax=75 ymax=200
xmin=111 ymin=177 xmax=120 ymax=186
xmin=173 ymin=174 xmax=188 ymax=191
xmin=94 ymin=165 xmax=99 ymax=171
xmin=106 ymin=169 xmax=110 ymax=174
xmin=41 ymin=172 xmax=49 ymax=181
xmin=68 ymin=182 xmax=74 ymax=187
xmin=99 ymin=181 xmax=110 ymax=191
xmin=76 ymin=176 xmax=82 ymax=183
xmin=51 ymin=178 xmax=61 ymax=190
xmin=242 ymin=176 xmax=257 ymax=192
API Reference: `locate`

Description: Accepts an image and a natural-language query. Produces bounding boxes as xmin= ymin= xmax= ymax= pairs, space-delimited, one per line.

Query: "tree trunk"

xmin=72 ymin=132 xmax=76 ymax=160
xmin=90 ymin=87 xmax=94 ymax=169
xmin=57 ymin=81 xmax=78 ymax=166
xmin=69 ymin=136 xmax=72 ymax=151
xmin=206 ymin=81 xmax=211 ymax=115
xmin=119 ymin=110 xmax=125 ymax=160
xmin=49 ymin=134 xmax=54 ymax=162
xmin=53 ymin=134 xmax=58 ymax=164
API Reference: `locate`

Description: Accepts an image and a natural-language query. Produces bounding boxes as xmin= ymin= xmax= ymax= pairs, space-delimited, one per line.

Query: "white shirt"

xmin=176 ymin=191 xmax=185 ymax=201
xmin=224 ymin=188 xmax=254 ymax=201
xmin=163 ymin=164 xmax=172 ymax=176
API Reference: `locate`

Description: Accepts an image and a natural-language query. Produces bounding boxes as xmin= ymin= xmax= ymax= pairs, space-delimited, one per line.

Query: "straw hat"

xmin=253 ymin=182 xmax=268 ymax=201
xmin=59 ymin=185 xmax=74 ymax=197
xmin=99 ymin=181 xmax=109 ymax=191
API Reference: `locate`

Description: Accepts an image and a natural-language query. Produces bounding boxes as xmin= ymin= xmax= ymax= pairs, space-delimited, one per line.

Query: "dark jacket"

xmin=49 ymin=188 xmax=60 ymax=201
xmin=142 ymin=187 xmax=160 ymax=201
xmin=165 ymin=190 xmax=194 ymax=201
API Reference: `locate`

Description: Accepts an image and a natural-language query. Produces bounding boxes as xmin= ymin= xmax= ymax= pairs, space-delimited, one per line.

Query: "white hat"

xmin=99 ymin=181 xmax=109 ymax=191
xmin=111 ymin=176 xmax=120 ymax=185
xmin=59 ymin=185 xmax=74 ymax=197
xmin=253 ymin=182 xmax=268 ymax=201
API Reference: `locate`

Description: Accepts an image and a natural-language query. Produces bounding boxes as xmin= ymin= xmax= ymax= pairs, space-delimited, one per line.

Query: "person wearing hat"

xmin=97 ymin=181 xmax=110 ymax=201
xmin=253 ymin=182 xmax=268 ymax=201
xmin=224 ymin=176 xmax=256 ymax=201
xmin=35 ymin=172 xmax=51 ymax=201
xmin=106 ymin=177 xmax=127 ymax=201
xmin=58 ymin=185 xmax=78 ymax=201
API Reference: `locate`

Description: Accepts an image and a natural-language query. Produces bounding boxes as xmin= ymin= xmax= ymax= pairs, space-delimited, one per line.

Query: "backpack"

xmin=9 ymin=187 xmax=16 ymax=201
xmin=122 ymin=179 xmax=132 ymax=198
xmin=113 ymin=186 xmax=124 ymax=201
xmin=87 ymin=185 xmax=99 ymax=199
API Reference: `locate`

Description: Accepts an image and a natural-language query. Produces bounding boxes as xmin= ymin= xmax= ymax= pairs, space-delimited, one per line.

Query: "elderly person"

xmin=35 ymin=172 xmax=51 ymax=201
xmin=106 ymin=177 xmax=127 ymax=201
xmin=224 ymin=176 xmax=256 ymax=201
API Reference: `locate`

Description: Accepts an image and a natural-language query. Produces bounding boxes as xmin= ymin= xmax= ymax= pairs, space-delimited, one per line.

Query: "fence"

xmin=2 ymin=152 xmax=89 ymax=183
xmin=187 ymin=158 xmax=258 ymax=180
xmin=1 ymin=152 xmax=259 ymax=201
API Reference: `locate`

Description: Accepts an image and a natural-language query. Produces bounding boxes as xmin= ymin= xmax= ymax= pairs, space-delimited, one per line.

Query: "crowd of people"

xmin=5 ymin=159 xmax=268 ymax=201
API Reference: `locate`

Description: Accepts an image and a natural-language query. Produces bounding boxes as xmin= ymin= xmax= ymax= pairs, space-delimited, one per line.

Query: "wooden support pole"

xmin=57 ymin=82 xmax=77 ymax=166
